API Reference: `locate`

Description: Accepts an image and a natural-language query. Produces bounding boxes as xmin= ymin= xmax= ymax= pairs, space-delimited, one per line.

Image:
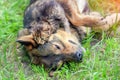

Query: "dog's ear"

xmin=17 ymin=34 xmax=36 ymax=47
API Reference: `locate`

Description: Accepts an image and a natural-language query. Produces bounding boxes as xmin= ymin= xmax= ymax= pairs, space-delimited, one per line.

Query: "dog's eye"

xmin=54 ymin=44 xmax=61 ymax=50
xmin=68 ymin=40 xmax=77 ymax=45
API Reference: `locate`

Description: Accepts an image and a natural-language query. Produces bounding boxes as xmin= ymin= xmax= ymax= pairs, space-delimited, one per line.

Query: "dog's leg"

xmin=69 ymin=0 xmax=103 ymax=27
xmin=58 ymin=0 xmax=102 ymax=27
xmin=68 ymin=13 xmax=103 ymax=27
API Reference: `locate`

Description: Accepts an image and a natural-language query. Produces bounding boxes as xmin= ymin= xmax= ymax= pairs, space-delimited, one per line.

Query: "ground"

xmin=0 ymin=0 xmax=120 ymax=80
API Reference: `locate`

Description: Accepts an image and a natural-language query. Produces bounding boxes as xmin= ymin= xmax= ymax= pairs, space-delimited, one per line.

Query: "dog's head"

xmin=45 ymin=29 xmax=84 ymax=60
xmin=17 ymin=29 xmax=84 ymax=68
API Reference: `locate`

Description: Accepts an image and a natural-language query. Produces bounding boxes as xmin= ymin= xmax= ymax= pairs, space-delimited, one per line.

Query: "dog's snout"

xmin=74 ymin=50 xmax=83 ymax=61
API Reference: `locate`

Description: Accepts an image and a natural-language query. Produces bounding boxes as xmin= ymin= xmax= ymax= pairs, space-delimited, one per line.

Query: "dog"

xmin=17 ymin=0 xmax=92 ymax=71
xmin=17 ymin=0 xmax=120 ymax=76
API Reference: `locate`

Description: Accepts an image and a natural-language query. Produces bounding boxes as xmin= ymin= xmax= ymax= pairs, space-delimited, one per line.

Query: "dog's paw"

xmin=84 ymin=12 xmax=105 ymax=26
xmin=82 ymin=14 xmax=103 ymax=26
xmin=96 ymin=13 xmax=120 ymax=27
xmin=105 ymin=13 xmax=120 ymax=25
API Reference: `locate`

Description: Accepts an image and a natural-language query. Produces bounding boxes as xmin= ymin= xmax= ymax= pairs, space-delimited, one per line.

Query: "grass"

xmin=0 ymin=0 xmax=120 ymax=80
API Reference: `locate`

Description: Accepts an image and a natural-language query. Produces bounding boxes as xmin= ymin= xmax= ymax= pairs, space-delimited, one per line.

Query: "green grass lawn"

xmin=0 ymin=0 xmax=120 ymax=80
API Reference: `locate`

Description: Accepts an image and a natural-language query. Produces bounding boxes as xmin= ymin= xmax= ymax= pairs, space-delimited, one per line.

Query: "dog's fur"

xmin=17 ymin=27 xmax=84 ymax=69
xmin=24 ymin=0 xmax=103 ymax=44
xmin=29 ymin=0 xmax=101 ymax=26
xmin=24 ymin=0 xmax=71 ymax=44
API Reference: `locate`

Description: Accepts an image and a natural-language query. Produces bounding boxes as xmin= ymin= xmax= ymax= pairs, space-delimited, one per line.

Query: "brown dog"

xmin=17 ymin=0 xmax=120 ymax=76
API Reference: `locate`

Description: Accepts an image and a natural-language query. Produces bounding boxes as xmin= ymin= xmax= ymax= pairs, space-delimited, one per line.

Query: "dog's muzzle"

xmin=73 ymin=49 xmax=83 ymax=61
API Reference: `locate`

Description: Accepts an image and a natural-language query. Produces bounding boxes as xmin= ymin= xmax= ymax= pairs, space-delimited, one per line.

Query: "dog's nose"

xmin=74 ymin=50 xmax=83 ymax=61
